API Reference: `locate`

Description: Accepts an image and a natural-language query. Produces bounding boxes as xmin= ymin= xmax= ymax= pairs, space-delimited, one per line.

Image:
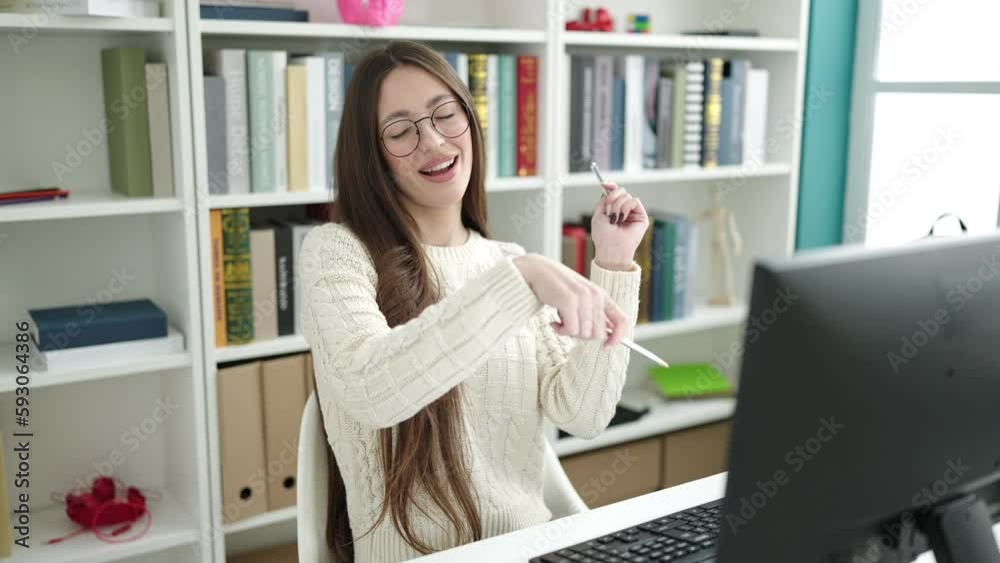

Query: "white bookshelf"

xmin=1 ymin=0 xmax=212 ymax=559
xmin=2 ymin=0 xmax=809 ymax=560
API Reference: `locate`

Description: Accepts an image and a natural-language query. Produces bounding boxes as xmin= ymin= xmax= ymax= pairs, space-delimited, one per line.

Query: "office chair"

xmin=297 ymin=392 xmax=589 ymax=562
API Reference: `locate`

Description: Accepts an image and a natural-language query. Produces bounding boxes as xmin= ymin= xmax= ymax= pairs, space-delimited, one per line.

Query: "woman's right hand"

xmin=512 ymin=254 xmax=627 ymax=349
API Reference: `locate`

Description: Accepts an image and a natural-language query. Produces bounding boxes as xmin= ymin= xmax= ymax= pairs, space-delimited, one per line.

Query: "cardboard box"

xmin=562 ymin=437 xmax=662 ymax=508
xmin=260 ymin=354 xmax=307 ymax=510
xmin=218 ymin=361 xmax=269 ymax=523
xmin=662 ymin=420 xmax=732 ymax=488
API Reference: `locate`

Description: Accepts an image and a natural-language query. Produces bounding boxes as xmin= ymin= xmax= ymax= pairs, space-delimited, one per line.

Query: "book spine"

xmin=662 ymin=218 xmax=677 ymax=321
xmin=322 ymin=51 xmax=343 ymax=190
xmin=273 ymin=223 xmax=294 ymax=336
xmin=568 ymin=56 xmax=585 ymax=173
xmin=580 ymin=57 xmax=594 ymax=171
xmin=199 ymin=5 xmax=306 ymax=20
xmin=672 ymin=217 xmax=689 ymax=319
xmin=222 ymin=207 xmax=254 ymax=344
xmin=271 ymin=51 xmax=288 ymax=192
xmin=145 ymin=63 xmax=174 ymax=198
xmin=671 ymin=64 xmax=688 ymax=168
xmin=516 ymin=55 xmax=538 ymax=176
xmin=499 ymin=54 xmax=516 ymax=177
xmin=203 ymin=75 xmax=228 ymax=195
xmin=210 ymin=210 xmax=227 ymax=347
xmin=102 ymin=47 xmax=153 ymax=197
xmin=250 ymin=229 xmax=278 ymax=341
xmin=456 ymin=53 xmax=468 ymax=87
xmin=468 ymin=54 xmax=488 ymax=136
xmin=611 ymin=77 xmax=625 ymax=171
xmin=701 ymin=57 xmax=724 ymax=168
xmin=685 ymin=222 xmax=699 ymax=317
xmin=209 ymin=50 xmax=250 ymax=194
xmin=743 ymin=69 xmax=770 ymax=164
xmin=624 ymin=55 xmax=644 ymax=172
xmin=298 ymin=57 xmax=326 ymax=192
xmin=486 ymin=54 xmax=499 ymax=180
xmin=655 ymin=76 xmax=673 ymax=168
xmin=650 ymin=221 xmax=664 ymax=321
xmin=641 ymin=57 xmax=659 ymax=169
xmin=247 ymin=50 xmax=274 ymax=192
xmin=723 ymin=59 xmax=748 ymax=166
xmin=682 ymin=62 xmax=703 ymax=167
xmin=286 ymin=64 xmax=308 ymax=192
xmin=718 ymin=76 xmax=735 ymax=166
xmin=592 ymin=55 xmax=614 ymax=171
xmin=636 ymin=224 xmax=654 ymax=324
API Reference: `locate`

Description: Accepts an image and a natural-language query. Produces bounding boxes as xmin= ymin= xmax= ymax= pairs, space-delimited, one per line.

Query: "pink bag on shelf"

xmin=336 ymin=0 xmax=405 ymax=26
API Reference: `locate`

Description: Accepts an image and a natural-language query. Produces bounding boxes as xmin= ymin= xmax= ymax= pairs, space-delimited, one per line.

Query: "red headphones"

xmin=47 ymin=476 xmax=157 ymax=545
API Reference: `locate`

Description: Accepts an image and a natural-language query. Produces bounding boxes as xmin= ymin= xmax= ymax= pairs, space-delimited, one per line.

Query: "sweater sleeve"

xmin=299 ymin=224 xmax=544 ymax=429
xmin=535 ymin=259 xmax=642 ymax=439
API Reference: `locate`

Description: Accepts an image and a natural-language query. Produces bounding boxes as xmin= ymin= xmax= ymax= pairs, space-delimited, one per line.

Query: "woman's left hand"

xmin=590 ymin=182 xmax=650 ymax=271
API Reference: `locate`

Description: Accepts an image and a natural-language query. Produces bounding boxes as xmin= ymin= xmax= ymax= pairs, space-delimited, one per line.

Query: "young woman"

xmin=298 ymin=40 xmax=650 ymax=563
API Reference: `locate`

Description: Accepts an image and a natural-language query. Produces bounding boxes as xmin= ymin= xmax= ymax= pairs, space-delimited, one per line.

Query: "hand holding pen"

xmin=588 ymin=162 xmax=650 ymax=272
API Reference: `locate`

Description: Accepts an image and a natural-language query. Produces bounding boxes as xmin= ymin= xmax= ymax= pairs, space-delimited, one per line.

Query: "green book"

xmin=649 ymin=363 xmax=733 ymax=399
xmin=101 ymin=48 xmax=153 ymax=197
xmin=498 ymin=54 xmax=516 ymax=177
xmin=656 ymin=216 xmax=677 ymax=321
xmin=222 ymin=208 xmax=254 ymax=344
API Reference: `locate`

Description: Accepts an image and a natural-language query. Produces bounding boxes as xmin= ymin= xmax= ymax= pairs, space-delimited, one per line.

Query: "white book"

xmin=205 ymin=49 xmax=250 ymax=195
xmin=623 ymin=55 xmax=644 ymax=172
xmin=145 ymin=63 xmax=174 ymax=198
xmin=486 ymin=54 xmax=499 ymax=179
xmin=742 ymin=69 xmax=770 ymax=165
xmin=291 ymin=56 xmax=327 ymax=193
xmin=1 ymin=0 xmax=159 ymax=16
xmin=456 ymin=53 xmax=469 ymax=87
xmin=271 ymin=51 xmax=288 ymax=193
xmin=29 ymin=326 xmax=184 ymax=373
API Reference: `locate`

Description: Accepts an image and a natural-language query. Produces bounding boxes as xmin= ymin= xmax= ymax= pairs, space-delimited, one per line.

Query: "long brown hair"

xmin=317 ymin=40 xmax=490 ymax=562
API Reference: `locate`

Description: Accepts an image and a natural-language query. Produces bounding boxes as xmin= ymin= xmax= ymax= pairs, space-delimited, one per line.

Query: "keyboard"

xmin=528 ymin=498 xmax=725 ymax=563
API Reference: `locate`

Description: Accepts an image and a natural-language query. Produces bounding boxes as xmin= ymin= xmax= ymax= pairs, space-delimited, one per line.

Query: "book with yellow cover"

xmin=286 ymin=64 xmax=309 ymax=192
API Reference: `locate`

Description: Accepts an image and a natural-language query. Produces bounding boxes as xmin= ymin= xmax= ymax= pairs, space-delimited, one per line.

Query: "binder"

xmin=261 ymin=354 xmax=307 ymax=509
xmin=217 ymin=361 xmax=268 ymax=523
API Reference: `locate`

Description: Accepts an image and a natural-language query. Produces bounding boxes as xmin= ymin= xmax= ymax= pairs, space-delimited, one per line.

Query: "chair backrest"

xmin=297 ymin=392 xmax=588 ymax=562
xmin=298 ymin=393 xmax=333 ymax=563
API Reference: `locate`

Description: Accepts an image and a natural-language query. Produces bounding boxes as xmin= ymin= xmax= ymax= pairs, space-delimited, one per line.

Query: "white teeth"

xmin=421 ymin=157 xmax=455 ymax=173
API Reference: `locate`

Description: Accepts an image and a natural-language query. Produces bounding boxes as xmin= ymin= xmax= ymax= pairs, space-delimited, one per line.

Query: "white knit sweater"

xmin=299 ymin=223 xmax=641 ymax=563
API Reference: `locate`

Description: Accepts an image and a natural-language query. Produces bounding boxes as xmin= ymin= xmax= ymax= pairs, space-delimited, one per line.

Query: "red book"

xmin=562 ymin=224 xmax=587 ymax=275
xmin=516 ymin=56 xmax=538 ymax=177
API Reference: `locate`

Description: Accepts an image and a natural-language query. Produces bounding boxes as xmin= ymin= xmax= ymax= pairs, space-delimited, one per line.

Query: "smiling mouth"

xmin=419 ymin=156 xmax=457 ymax=177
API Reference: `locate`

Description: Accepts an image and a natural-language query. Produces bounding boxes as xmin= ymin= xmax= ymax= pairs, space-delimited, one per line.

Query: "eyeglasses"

xmin=380 ymin=100 xmax=471 ymax=158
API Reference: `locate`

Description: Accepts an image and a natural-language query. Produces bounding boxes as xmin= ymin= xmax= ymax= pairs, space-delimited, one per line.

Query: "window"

xmin=844 ymin=0 xmax=1000 ymax=247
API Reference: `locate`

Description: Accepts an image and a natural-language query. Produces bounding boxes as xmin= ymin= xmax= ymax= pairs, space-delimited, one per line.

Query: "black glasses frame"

xmin=379 ymin=99 xmax=472 ymax=157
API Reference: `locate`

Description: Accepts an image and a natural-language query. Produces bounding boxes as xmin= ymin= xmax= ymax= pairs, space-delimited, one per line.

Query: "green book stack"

xmin=221 ymin=207 xmax=254 ymax=345
xmin=649 ymin=363 xmax=733 ymax=400
xmin=498 ymin=54 xmax=516 ymax=177
xmin=101 ymin=47 xmax=153 ymax=197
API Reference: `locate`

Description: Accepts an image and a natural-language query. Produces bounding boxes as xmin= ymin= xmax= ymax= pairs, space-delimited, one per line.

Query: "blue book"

xmin=199 ymin=5 xmax=308 ymax=20
xmin=343 ymin=63 xmax=354 ymax=98
xmin=650 ymin=220 xmax=665 ymax=321
xmin=30 ymin=298 xmax=167 ymax=352
xmin=611 ymin=77 xmax=625 ymax=170
xmin=663 ymin=213 xmax=690 ymax=319
xmin=442 ymin=52 xmax=460 ymax=73
xmin=719 ymin=59 xmax=749 ymax=166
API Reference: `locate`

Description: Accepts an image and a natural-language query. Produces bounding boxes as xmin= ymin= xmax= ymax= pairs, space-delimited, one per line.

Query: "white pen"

xmin=590 ymin=161 xmax=670 ymax=368
xmin=606 ymin=328 xmax=670 ymax=368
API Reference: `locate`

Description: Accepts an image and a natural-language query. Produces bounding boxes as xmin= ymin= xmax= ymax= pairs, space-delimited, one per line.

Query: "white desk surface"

xmin=412 ymin=472 xmax=1000 ymax=563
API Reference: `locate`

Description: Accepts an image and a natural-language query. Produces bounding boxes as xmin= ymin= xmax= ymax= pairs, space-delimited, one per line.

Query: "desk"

xmin=412 ymin=473 xmax=1000 ymax=563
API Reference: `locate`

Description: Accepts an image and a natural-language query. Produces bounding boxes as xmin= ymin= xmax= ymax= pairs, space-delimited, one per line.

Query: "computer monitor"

xmin=718 ymin=233 xmax=1000 ymax=563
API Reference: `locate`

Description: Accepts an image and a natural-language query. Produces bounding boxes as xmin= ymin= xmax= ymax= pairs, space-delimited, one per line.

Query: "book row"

xmin=210 ymin=208 xmax=320 ymax=347
xmin=202 ymin=49 xmax=539 ymax=197
xmin=568 ymin=55 xmax=769 ymax=173
xmin=99 ymin=48 xmax=175 ymax=199
xmin=561 ymin=211 xmax=699 ymax=324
